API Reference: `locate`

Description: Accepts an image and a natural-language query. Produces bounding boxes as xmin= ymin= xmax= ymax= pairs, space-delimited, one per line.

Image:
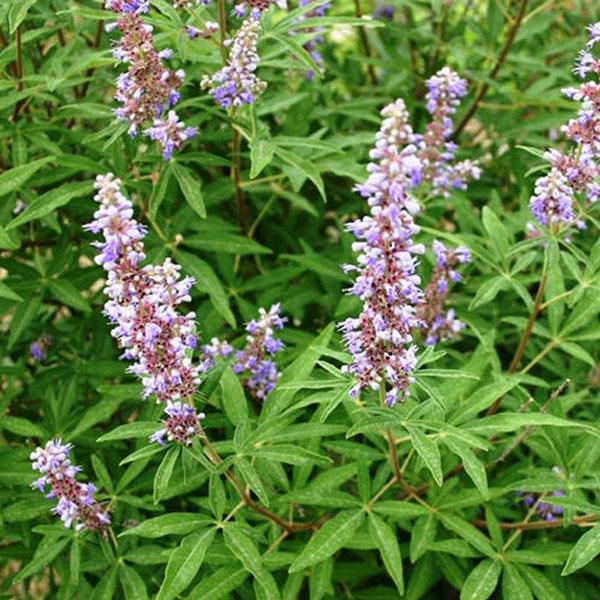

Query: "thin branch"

xmin=486 ymin=265 xmax=548 ymax=416
xmin=451 ymin=0 xmax=529 ymax=138
xmin=353 ymin=0 xmax=376 ymax=85
xmin=231 ymin=128 xmax=247 ymax=234
xmin=472 ymin=514 xmax=597 ymax=531
xmin=11 ymin=26 xmax=25 ymax=122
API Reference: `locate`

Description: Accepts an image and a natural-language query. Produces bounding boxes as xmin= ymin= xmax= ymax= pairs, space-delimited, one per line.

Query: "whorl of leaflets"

xmin=104 ymin=0 xmax=197 ymax=159
xmin=201 ymin=16 xmax=266 ymax=109
xmin=340 ymin=100 xmax=425 ymax=407
xmin=417 ymin=241 xmax=470 ymax=346
xmin=85 ymin=174 xmax=205 ymax=446
xmin=529 ymin=22 xmax=600 ymax=231
xmin=234 ymin=304 xmax=287 ymax=399
xmin=31 ymin=440 xmax=110 ymax=534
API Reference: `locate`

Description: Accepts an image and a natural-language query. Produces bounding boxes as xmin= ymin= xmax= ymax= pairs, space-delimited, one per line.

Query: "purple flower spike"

xmin=414 ymin=67 xmax=481 ymax=196
xmin=104 ymin=0 xmax=194 ymax=158
xmin=529 ymin=22 xmax=600 ymax=232
xmin=339 ymin=100 xmax=426 ymax=406
xmin=234 ymin=304 xmax=286 ymax=400
xmin=87 ymin=174 xmax=201 ymax=406
xmin=30 ymin=440 xmax=110 ymax=533
xmin=417 ymin=240 xmax=470 ymax=346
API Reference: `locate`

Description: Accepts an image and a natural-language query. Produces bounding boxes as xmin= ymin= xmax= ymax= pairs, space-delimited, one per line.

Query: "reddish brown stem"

xmin=473 ymin=514 xmax=597 ymax=531
xmin=353 ymin=0 xmax=376 ymax=85
xmin=451 ymin=0 xmax=529 ymax=139
xmin=11 ymin=26 xmax=24 ymax=122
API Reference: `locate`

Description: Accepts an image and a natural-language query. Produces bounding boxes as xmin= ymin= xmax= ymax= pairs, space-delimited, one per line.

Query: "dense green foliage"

xmin=1 ymin=1 xmax=600 ymax=599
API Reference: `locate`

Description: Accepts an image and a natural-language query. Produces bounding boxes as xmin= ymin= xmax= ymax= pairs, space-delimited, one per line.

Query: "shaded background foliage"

xmin=1 ymin=0 xmax=600 ymax=599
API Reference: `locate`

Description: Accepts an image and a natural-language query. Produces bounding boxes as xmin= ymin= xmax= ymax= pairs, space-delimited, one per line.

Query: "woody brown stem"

xmin=353 ymin=0 xmax=376 ymax=85
xmin=451 ymin=0 xmax=529 ymax=139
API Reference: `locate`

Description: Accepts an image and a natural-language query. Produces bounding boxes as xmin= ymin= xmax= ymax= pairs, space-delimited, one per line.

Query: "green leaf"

xmin=176 ymin=249 xmax=236 ymax=327
xmin=0 ymin=415 xmax=45 ymax=437
xmin=7 ymin=181 xmax=93 ymax=230
xmin=91 ymin=566 xmax=119 ymax=600
xmin=465 ymin=413 xmax=600 ymax=439
xmin=410 ymin=513 xmax=437 ymax=563
xmin=436 ymin=513 xmax=496 ymax=559
xmin=157 ymin=529 xmax=216 ymax=600
xmin=3 ymin=498 xmax=52 ymax=522
xmin=0 ymin=281 xmax=23 ymax=302
xmin=119 ymin=564 xmax=149 ymax=600
xmin=220 ymin=367 xmax=249 ymax=425
xmin=154 ymin=446 xmax=180 ymax=503
xmin=0 ymin=157 xmax=53 ymax=197
xmin=460 ymin=559 xmax=501 ymax=600
xmin=224 ymin=523 xmax=281 ymax=600
xmin=368 ymin=512 xmax=404 ymax=594
xmin=120 ymin=513 xmax=212 ymax=538
xmin=444 ymin=438 xmax=489 ymax=499
xmin=48 ymin=279 xmax=91 ymax=312
xmin=289 ymin=509 xmax=365 ymax=573
xmin=97 ymin=421 xmax=161 ymax=443
xmin=186 ymin=566 xmax=249 ymax=600
xmin=481 ymin=207 xmax=510 ymax=260
xmin=15 ymin=537 xmax=71 ymax=582
xmin=262 ymin=323 xmax=335 ymax=419
xmin=69 ymin=538 xmax=81 ymax=588
xmin=185 ymin=232 xmax=271 ymax=255
xmin=69 ymin=397 xmax=126 ymax=439
xmin=561 ymin=522 xmax=600 ymax=575
xmin=309 ymin=558 xmax=333 ymax=600
xmin=172 ymin=163 xmax=206 ymax=219
xmin=516 ymin=564 xmax=566 ymax=600
xmin=469 ymin=276 xmax=508 ymax=310
xmin=237 ymin=456 xmax=270 ymax=506
xmin=150 ymin=163 xmax=172 ymax=220
xmin=250 ymin=137 xmax=275 ymax=178
xmin=119 ymin=443 xmax=165 ymax=466
xmin=8 ymin=295 xmax=42 ymax=350
xmin=407 ymin=425 xmax=443 ymax=486
xmin=251 ymin=444 xmax=331 ymax=466
xmin=274 ymin=147 xmax=326 ymax=202
xmin=9 ymin=0 xmax=39 ymax=33
xmin=501 ymin=564 xmax=533 ymax=600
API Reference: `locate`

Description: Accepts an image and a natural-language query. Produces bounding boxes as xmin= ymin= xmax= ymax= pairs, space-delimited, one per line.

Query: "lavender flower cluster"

xmin=234 ymin=304 xmax=286 ymax=399
xmin=85 ymin=174 xmax=204 ymax=446
xmin=529 ymin=22 xmax=600 ymax=230
xmin=202 ymin=16 xmax=266 ymax=109
xmin=417 ymin=241 xmax=470 ymax=346
xmin=31 ymin=440 xmax=110 ymax=533
xmin=232 ymin=0 xmax=287 ymax=19
xmin=340 ymin=100 xmax=424 ymax=407
xmin=416 ymin=67 xmax=481 ymax=195
xmin=105 ymin=0 xmax=197 ymax=159
xmin=340 ymin=67 xmax=478 ymax=405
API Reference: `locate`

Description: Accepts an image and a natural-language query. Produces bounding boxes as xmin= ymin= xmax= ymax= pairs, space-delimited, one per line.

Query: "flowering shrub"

xmin=1 ymin=2 xmax=600 ymax=599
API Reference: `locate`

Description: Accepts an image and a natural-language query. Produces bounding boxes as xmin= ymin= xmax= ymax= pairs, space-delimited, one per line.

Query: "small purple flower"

xmin=293 ymin=1 xmax=331 ymax=78
xmin=145 ymin=110 xmax=198 ymax=160
xmin=150 ymin=401 xmax=205 ymax=446
xmin=30 ymin=440 xmax=110 ymax=533
xmin=198 ymin=337 xmax=233 ymax=373
xmin=234 ymin=304 xmax=286 ymax=400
